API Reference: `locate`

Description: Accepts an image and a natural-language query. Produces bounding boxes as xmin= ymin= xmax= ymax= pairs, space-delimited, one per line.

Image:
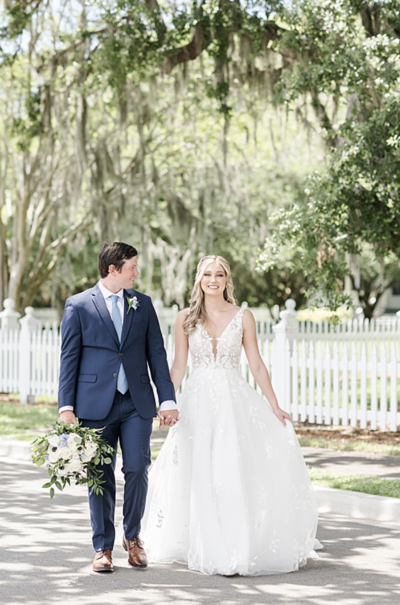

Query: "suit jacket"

xmin=58 ymin=283 xmax=175 ymax=420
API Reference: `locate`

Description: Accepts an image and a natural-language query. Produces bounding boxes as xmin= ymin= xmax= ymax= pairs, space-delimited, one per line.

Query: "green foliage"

xmin=309 ymin=467 xmax=400 ymax=499
xmin=259 ymin=0 xmax=400 ymax=313
xmin=11 ymin=88 xmax=44 ymax=151
xmin=299 ymin=437 xmax=400 ymax=457
xmin=0 ymin=0 xmax=43 ymax=41
xmin=2 ymin=0 xmax=399 ymax=311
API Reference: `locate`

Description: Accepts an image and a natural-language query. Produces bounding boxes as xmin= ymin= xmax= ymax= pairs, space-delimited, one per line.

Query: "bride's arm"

xmin=170 ymin=310 xmax=189 ymax=393
xmin=242 ymin=309 xmax=291 ymax=427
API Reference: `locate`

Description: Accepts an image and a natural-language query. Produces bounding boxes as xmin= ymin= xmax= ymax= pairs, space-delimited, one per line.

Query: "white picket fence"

xmin=0 ymin=298 xmax=399 ymax=430
xmin=280 ymin=340 xmax=400 ymax=432
xmin=155 ymin=299 xmax=400 ymax=341
xmin=298 ymin=316 xmax=400 ymax=340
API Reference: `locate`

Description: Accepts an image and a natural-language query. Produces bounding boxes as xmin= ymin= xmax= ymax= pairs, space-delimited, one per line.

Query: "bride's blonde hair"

xmin=182 ymin=255 xmax=236 ymax=335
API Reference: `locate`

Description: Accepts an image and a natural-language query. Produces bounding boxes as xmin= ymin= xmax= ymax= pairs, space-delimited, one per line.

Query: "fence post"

xmin=272 ymin=299 xmax=298 ymax=412
xmin=19 ymin=307 xmax=41 ymax=405
xmin=0 ymin=298 xmax=21 ymax=329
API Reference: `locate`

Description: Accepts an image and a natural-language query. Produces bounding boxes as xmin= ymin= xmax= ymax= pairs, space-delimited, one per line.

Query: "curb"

xmin=1 ymin=438 xmax=400 ymax=528
xmin=314 ymin=485 xmax=400 ymax=528
xmin=0 ymin=438 xmax=32 ymax=460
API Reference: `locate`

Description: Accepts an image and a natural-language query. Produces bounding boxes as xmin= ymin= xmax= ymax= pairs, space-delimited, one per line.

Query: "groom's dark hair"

xmin=98 ymin=242 xmax=138 ymax=278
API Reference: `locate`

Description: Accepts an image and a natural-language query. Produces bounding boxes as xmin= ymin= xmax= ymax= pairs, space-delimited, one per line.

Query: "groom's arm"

xmin=145 ymin=300 xmax=178 ymax=425
xmin=58 ymin=298 xmax=82 ymax=420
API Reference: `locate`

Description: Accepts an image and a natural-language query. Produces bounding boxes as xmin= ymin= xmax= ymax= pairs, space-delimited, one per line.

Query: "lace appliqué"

xmin=189 ymin=308 xmax=244 ymax=371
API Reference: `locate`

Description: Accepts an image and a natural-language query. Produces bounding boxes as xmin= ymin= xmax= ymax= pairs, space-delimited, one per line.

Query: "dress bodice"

xmin=188 ymin=307 xmax=244 ymax=371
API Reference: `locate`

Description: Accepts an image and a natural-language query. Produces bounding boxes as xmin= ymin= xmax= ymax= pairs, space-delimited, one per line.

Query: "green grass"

xmin=309 ymin=467 xmax=400 ymax=499
xmin=299 ymin=437 xmax=400 ymax=456
xmin=0 ymin=401 xmax=58 ymax=442
xmin=151 ymin=447 xmax=161 ymax=461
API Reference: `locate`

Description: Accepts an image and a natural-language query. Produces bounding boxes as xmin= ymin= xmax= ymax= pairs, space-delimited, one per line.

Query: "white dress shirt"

xmin=59 ymin=281 xmax=177 ymax=414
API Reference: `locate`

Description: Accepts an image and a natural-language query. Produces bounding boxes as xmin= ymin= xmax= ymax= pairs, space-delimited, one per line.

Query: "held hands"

xmin=272 ymin=406 xmax=291 ymax=427
xmin=158 ymin=409 xmax=179 ymax=428
xmin=60 ymin=410 xmax=77 ymax=425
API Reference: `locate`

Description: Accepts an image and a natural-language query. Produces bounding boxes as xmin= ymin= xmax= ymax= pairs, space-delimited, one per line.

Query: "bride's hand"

xmin=273 ymin=407 xmax=291 ymax=427
xmin=158 ymin=409 xmax=179 ymax=427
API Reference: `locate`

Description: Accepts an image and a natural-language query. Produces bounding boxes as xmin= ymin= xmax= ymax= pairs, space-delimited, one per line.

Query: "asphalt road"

xmin=1 ymin=458 xmax=400 ymax=605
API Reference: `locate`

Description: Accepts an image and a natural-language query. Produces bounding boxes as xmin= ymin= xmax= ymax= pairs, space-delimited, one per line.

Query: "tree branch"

xmin=145 ymin=0 xmax=167 ymax=44
xmin=163 ymin=17 xmax=285 ymax=74
xmin=23 ymin=212 xmax=92 ymax=305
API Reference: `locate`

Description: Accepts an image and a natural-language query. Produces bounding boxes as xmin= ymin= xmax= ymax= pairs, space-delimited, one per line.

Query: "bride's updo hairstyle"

xmin=182 ymin=255 xmax=236 ymax=336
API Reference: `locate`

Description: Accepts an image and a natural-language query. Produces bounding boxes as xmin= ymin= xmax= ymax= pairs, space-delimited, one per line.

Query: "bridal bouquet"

xmin=31 ymin=420 xmax=115 ymax=498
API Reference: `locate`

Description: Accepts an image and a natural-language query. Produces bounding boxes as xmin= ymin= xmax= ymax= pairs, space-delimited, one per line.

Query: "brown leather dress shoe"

xmin=122 ymin=535 xmax=148 ymax=568
xmin=93 ymin=549 xmax=114 ymax=572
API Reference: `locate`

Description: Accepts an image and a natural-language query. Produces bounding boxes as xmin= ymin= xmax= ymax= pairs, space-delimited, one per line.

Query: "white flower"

xmin=126 ymin=295 xmax=140 ymax=314
xmin=64 ymin=458 xmax=84 ymax=474
xmin=47 ymin=435 xmax=60 ymax=447
xmin=56 ymin=465 xmax=71 ymax=477
xmin=67 ymin=433 xmax=82 ymax=447
xmin=57 ymin=446 xmax=73 ymax=461
xmin=48 ymin=451 xmax=59 ymax=464
xmin=83 ymin=443 xmax=98 ymax=461
xmin=48 ymin=444 xmax=61 ymax=461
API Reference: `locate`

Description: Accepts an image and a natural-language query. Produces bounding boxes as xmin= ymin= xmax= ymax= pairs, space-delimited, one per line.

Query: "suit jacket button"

xmin=120 ymin=352 xmax=123 ymax=357
xmin=113 ymin=372 xmax=117 ymax=378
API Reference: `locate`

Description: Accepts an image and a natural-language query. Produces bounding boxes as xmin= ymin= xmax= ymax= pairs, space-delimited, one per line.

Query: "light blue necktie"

xmin=111 ymin=295 xmax=129 ymax=394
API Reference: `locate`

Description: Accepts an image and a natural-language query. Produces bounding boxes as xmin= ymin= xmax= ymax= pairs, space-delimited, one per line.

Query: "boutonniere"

xmin=126 ymin=295 xmax=140 ymax=314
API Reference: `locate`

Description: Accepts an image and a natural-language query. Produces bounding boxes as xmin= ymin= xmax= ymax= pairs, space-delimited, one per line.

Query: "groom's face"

xmin=113 ymin=256 xmax=139 ymax=290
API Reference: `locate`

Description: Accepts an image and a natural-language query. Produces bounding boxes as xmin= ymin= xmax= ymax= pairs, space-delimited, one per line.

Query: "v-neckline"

xmin=199 ymin=308 xmax=242 ymax=360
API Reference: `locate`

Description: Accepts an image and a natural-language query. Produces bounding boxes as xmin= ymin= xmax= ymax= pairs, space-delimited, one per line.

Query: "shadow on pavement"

xmin=302 ymin=447 xmax=400 ymax=479
xmin=1 ymin=460 xmax=400 ymax=605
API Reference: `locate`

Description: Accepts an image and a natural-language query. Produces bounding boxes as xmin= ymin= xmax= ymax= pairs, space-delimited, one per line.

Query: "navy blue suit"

xmin=58 ymin=283 xmax=175 ymax=550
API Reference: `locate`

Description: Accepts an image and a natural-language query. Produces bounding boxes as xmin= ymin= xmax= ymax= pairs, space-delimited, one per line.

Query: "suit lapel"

xmin=120 ymin=290 xmax=135 ymax=347
xmin=91 ymin=283 xmax=119 ymax=346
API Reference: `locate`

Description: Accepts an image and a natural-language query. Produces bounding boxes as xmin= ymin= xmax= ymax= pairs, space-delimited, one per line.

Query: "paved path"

xmin=301 ymin=447 xmax=400 ymax=479
xmin=1 ymin=459 xmax=400 ymax=605
xmin=153 ymin=427 xmax=400 ymax=480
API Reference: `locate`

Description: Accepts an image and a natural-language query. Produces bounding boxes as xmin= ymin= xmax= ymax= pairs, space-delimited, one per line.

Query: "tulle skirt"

xmin=141 ymin=368 xmax=320 ymax=576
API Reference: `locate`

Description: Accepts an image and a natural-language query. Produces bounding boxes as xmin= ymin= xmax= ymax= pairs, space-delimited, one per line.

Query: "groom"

xmin=58 ymin=242 xmax=178 ymax=572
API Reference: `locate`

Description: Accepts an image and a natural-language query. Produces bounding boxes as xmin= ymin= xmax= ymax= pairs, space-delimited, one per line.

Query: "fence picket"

xmin=370 ymin=344 xmax=378 ymax=431
xmin=291 ymin=339 xmax=299 ymax=421
xmin=324 ymin=343 xmax=331 ymax=425
xmin=380 ymin=345 xmax=388 ymax=431
xmin=316 ymin=341 xmax=323 ymax=424
xmin=360 ymin=343 xmax=367 ymax=429
xmin=300 ymin=340 xmax=307 ymax=422
xmin=342 ymin=343 xmax=349 ymax=426
xmin=332 ymin=342 xmax=340 ymax=426
xmin=308 ymin=341 xmax=315 ymax=424
xmin=283 ymin=338 xmax=291 ymax=413
xmin=350 ymin=343 xmax=358 ymax=427
xmin=390 ymin=344 xmax=398 ymax=432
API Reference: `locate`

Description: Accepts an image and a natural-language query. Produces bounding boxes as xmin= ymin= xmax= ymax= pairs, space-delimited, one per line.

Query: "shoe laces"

xmin=96 ymin=549 xmax=112 ymax=559
xmin=132 ymin=537 xmax=144 ymax=548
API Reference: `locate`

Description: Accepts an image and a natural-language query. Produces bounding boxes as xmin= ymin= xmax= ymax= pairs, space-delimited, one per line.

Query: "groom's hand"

xmin=60 ymin=410 xmax=77 ymax=425
xmin=158 ymin=409 xmax=179 ymax=427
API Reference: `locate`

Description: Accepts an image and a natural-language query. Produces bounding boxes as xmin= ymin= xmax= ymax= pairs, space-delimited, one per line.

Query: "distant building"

xmin=384 ymin=282 xmax=400 ymax=314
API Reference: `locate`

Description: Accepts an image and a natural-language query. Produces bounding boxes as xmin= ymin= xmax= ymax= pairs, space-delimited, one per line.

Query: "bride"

xmin=141 ymin=255 xmax=320 ymax=576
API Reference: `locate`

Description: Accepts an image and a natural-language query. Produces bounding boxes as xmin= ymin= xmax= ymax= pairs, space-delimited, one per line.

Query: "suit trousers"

xmin=81 ymin=390 xmax=153 ymax=551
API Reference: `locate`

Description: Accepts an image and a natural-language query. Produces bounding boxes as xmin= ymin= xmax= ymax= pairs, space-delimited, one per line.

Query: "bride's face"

xmin=200 ymin=262 xmax=227 ymax=296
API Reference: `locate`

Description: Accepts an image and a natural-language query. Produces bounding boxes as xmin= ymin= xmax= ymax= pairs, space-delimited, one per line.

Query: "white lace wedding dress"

xmin=141 ymin=308 xmax=320 ymax=575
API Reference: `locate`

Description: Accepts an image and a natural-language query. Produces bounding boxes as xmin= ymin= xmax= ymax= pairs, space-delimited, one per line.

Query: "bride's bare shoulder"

xmin=175 ymin=308 xmax=190 ymax=324
xmin=242 ymin=308 xmax=256 ymax=326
